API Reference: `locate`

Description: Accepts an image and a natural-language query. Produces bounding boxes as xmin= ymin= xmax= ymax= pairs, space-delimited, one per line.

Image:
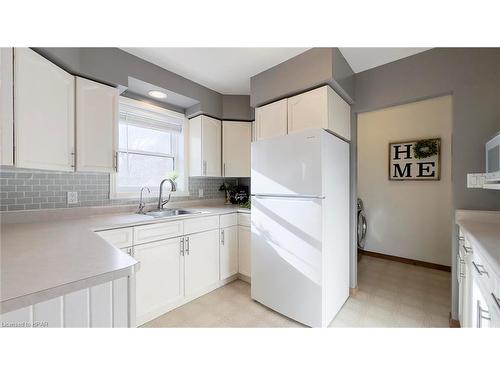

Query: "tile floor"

xmin=142 ymin=255 xmax=451 ymax=328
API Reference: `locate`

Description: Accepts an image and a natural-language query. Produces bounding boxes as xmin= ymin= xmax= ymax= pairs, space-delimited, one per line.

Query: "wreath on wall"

xmin=412 ymin=139 xmax=439 ymax=159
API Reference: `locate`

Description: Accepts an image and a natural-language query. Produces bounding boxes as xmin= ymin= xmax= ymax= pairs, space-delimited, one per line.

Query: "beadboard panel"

xmin=1 ymin=277 xmax=129 ymax=328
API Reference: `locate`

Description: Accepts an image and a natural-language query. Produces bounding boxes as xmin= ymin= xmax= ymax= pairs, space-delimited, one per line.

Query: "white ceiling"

xmin=339 ymin=47 xmax=431 ymax=73
xmin=122 ymin=48 xmax=310 ymax=95
xmin=121 ymin=48 xmax=432 ymax=94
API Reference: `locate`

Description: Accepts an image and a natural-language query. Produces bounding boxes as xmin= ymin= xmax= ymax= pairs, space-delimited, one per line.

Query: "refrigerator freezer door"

xmin=251 ymin=195 xmax=323 ymax=327
xmin=251 ymin=130 xmax=323 ymax=196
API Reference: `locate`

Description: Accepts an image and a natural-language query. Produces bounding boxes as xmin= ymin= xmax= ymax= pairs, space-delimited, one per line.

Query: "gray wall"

xmin=250 ymin=48 xmax=355 ymax=107
xmin=352 ymin=47 xmax=500 ymax=319
xmin=222 ymin=95 xmax=255 ymax=121
xmin=34 ymin=48 xmax=253 ymax=121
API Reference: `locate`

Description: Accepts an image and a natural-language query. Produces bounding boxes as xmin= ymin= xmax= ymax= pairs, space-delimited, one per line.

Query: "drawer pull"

xmin=462 ymin=244 xmax=472 ymax=254
xmin=472 ymin=261 xmax=489 ymax=277
xmin=180 ymin=237 xmax=185 ymax=256
xmin=477 ymin=300 xmax=491 ymax=328
xmin=492 ymin=293 xmax=500 ymax=311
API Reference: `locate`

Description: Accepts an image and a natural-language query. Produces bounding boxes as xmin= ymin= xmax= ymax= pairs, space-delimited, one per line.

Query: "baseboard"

xmin=449 ymin=312 xmax=461 ymax=328
xmin=237 ymin=273 xmax=251 ymax=284
xmin=358 ymin=249 xmax=451 ymax=272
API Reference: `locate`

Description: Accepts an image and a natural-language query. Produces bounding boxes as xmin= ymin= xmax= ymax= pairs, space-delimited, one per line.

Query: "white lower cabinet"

xmin=238 ymin=226 xmax=251 ymax=278
xmin=184 ymin=229 xmax=220 ymax=297
xmin=220 ymin=226 xmax=239 ymax=280
xmin=134 ymin=237 xmax=184 ymax=325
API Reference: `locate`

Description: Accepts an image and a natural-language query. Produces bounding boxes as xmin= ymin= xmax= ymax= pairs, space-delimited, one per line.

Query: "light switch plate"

xmin=67 ymin=191 xmax=78 ymax=204
xmin=198 ymin=189 xmax=204 ymax=198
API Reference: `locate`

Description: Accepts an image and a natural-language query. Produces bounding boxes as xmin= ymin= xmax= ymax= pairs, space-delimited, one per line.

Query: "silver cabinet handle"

xmin=492 ymin=293 xmax=500 ymax=312
xmin=462 ymin=244 xmax=472 ymax=254
xmin=126 ymin=247 xmax=133 ymax=257
xmin=472 ymin=261 xmax=489 ymax=277
xmin=70 ymin=151 xmax=76 ymax=168
xmin=185 ymin=237 xmax=190 ymax=255
xmin=203 ymin=160 xmax=207 ymax=176
xmin=180 ymin=237 xmax=184 ymax=256
xmin=458 ymin=236 xmax=465 ymax=241
xmin=114 ymin=151 xmax=119 ymax=172
xmin=477 ymin=300 xmax=491 ymax=328
xmin=223 ymin=163 xmax=226 ymax=177
xmin=221 ymin=229 xmax=225 ymax=245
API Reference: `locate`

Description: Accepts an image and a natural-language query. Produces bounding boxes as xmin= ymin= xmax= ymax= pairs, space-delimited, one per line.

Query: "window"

xmin=111 ymin=97 xmax=187 ymax=197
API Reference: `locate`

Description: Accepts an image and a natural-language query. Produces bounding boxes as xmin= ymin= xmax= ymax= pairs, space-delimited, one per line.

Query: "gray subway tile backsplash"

xmin=0 ymin=167 xmax=240 ymax=212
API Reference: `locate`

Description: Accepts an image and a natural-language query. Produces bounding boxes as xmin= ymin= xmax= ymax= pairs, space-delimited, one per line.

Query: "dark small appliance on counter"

xmin=229 ymin=185 xmax=249 ymax=204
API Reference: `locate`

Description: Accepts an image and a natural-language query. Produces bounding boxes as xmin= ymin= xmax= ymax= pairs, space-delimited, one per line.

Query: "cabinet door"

xmin=184 ymin=229 xmax=220 ymax=296
xmin=287 ymin=86 xmax=328 ymax=134
xmin=238 ymin=226 xmax=251 ymax=277
xmin=76 ymin=77 xmax=118 ymax=172
xmin=220 ymin=226 xmax=238 ymax=280
xmin=134 ymin=238 xmax=184 ymax=322
xmin=255 ymin=98 xmax=287 ymax=141
xmin=222 ymin=121 xmax=251 ymax=177
xmin=0 ymin=48 xmax=14 ymax=166
xmin=201 ymin=116 xmax=222 ymax=176
xmin=14 ymin=48 xmax=75 ymax=171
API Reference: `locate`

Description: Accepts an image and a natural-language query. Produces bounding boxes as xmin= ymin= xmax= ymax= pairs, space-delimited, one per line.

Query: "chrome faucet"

xmin=158 ymin=178 xmax=176 ymax=210
xmin=137 ymin=187 xmax=151 ymax=214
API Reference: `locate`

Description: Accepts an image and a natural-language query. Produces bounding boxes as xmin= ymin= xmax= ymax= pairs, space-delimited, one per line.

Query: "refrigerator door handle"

xmin=251 ymin=193 xmax=325 ymax=200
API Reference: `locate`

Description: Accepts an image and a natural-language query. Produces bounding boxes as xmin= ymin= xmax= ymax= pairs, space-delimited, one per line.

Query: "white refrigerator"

xmin=251 ymin=128 xmax=350 ymax=327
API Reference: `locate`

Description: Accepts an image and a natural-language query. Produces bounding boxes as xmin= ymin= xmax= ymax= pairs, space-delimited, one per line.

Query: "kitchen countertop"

xmin=456 ymin=210 xmax=500 ymax=274
xmin=0 ymin=204 xmax=250 ymax=313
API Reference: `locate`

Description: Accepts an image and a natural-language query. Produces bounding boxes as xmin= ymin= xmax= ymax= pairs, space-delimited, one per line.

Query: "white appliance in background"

xmin=251 ymin=129 xmax=350 ymax=327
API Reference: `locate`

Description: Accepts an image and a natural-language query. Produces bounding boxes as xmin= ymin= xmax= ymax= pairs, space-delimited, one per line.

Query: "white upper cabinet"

xmin=189 ymin=115 xmax=221 ymax=177
xmin=0 ymin=48 xmax=14 ymax=166
xmin=222 ymin=121 xmax=251 ymax=177
xmin=76 ymin=77 xmax=118 ymax=172
xmin=14 ymin=48 xmax=75 ymax=171
xmin=287 ymin=85 xmax=351 ymax=141
xmin=255 ymin=98 xmax=288 ymax=141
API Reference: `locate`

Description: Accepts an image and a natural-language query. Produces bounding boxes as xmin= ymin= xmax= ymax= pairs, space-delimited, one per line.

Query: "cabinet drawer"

xmin=97 ymin=227 xmax=133 ymax=249
xmin=238 ymin=213 xmax=251 ymax=227
xmin=134 ymin=220 xmax=183 ymax=245
xmin=184 ymin=215 xmax=219 ymax=235
xmin=220 ymin=213 xmax=238 ymax=228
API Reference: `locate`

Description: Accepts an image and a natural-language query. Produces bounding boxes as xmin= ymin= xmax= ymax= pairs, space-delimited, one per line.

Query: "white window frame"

xmin=110 ymin=96 xmax=190 ymax=199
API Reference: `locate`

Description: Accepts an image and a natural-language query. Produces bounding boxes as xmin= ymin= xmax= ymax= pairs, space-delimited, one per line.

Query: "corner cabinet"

xmin=287 ymin=85 xmax=351 ymax=141
xmin=134 ymin=237 xmax=185 ymax=323
xmin=76 ymin=77 xmax=119 ymax=172
xmin=14 ymin=48 xmax=75 ymax=171
xmin=254 ymin=98 xmax=288 ymax=141
xmin=0 ymin=48 xmax=14 ymax=166
xmin=189 ymin=115 xmax=222 ymax=176
xmin=222 ymin=121 xmax=251 ymax=177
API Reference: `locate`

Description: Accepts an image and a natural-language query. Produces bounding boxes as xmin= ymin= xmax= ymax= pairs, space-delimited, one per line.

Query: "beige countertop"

xmin=456 ymin=210 xmax=500 ymax=274
xmin=1 ymin=203 xmax=250 ymax=313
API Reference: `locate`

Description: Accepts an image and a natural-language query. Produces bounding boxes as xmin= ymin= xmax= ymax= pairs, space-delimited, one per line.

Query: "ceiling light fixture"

xmin=148 ymin=90 xmax=167 ymax=99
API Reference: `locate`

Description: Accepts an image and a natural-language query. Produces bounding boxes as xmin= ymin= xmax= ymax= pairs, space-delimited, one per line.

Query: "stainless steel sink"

xmin=143 ymin=209 xmax=200 ymax=218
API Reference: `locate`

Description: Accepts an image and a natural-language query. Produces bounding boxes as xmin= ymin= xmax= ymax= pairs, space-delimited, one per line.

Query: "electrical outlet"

xmin=67 ymin=191 xmax=78 ymax=204
xmin=198 ymin=189 xmax=204 ymax=198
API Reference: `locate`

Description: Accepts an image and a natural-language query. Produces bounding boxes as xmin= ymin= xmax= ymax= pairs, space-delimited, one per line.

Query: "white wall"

xmin=357 ymin=95 xmax=452 ymax=266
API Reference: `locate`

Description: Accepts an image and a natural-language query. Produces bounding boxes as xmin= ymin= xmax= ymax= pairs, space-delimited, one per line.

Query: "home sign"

xmin=389 ymin=138 xmax=441 ymax=181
